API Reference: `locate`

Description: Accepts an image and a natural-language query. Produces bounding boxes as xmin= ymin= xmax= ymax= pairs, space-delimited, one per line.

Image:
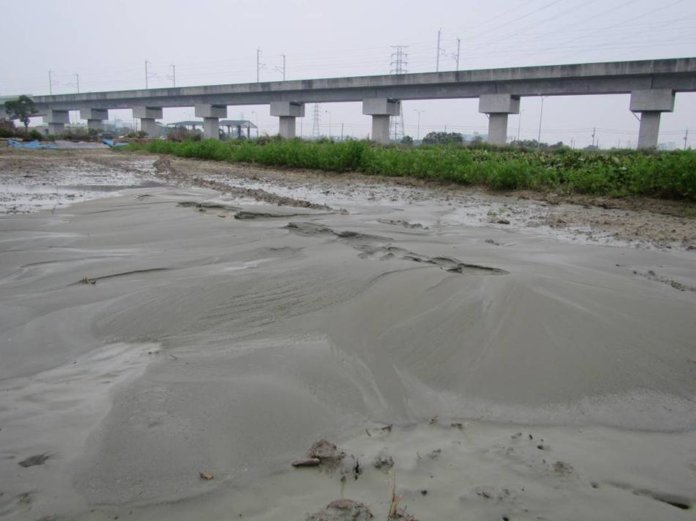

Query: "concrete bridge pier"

xmin=479 ymin=94 xmax=520 ymax=145
xmin=363 ymin=98 xmax=400 ymax=144
xmin=45 ymin=109 xmax=69 ymax=135
xmin=80 ymin=108 xmax=108 ymax=132
xmin=195 ymin=104 xmax=227 ymax=140
xmin=630 ymin=89 xmax=675 ymax=149
xmin=133 ymin=107 xmax=163 ymax=137
xmin=270 ymin=101 xmax=305 ymax=138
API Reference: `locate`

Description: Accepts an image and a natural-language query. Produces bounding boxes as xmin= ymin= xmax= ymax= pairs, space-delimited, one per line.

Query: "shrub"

xmin=28 ymin=129 xmax=44 ymax=141
xmin=126 ymin=139 xmax=696 ymax=201
xmin=167 ymin=127 xmax=202 ymax=142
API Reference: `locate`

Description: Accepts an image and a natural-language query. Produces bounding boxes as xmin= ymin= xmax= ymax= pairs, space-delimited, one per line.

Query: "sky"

xmin=2 ymin=0 xmax=695 ymax=148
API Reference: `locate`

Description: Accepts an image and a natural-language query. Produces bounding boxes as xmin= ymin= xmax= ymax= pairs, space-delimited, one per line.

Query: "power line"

xmin=552 ymin=0 xmax=687 ymax=49
xmin=461 ymin=0 xmax=567 ymax=41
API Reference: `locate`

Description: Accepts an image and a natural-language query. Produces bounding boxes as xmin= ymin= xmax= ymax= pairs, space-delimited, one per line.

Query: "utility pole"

xmin=413 ymin=109 xmax=424 ymax=141
xmin=436 ymin=28 xmax=441 ymax=72
xmin=537 ymin=97 xmax=545 ymax=147
xmin=455 ymin=38 xmax=461 ymax=71
xmin=274 ymin=54 xmax=287 ymax=80
xmin=312 ymin=104 xmax=320 ymax=139
xmin=251 ymin=110 xmax=259 ymax=135
xmin=256 ymin=48 xmax=265 ymax=82
xmin=391 ymin=46 xmax=408 ymax=75
xmin=168 ymin=64 xmax=176 ymax=87
xmin=48 ymin=70 xmax=53 ymax=95
xmin=145 ymin=60 xmax=150 ymax=89
xmin=74 ymin=73 xmax=80 ymax=94
xmin=591 ymin=127 xmax=596 ymax=147
xmin=390 ymin=46 xmax=408 ymax=141
xmin=325 ymin=110 xmax=331 ymax=139
xmin=684 ymin=129 xmax=689 ymax=149
xmin=341 ymin=123 xmax=344 ymax=141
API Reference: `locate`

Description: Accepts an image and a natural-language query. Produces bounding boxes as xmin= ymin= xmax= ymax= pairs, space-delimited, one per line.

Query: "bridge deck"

xmin=30 ymin=57 xmax=696 ymax=112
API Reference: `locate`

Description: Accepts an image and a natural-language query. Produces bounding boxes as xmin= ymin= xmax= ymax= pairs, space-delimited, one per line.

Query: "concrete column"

xmin=278 ymin=116 xmax=297 ymax=138
xmin=45 ymin=109 xmax=69 ymax=135
xmin=132 ymin=107 xmax=163 ymax=137
xmin=362 ymin=98 xmax=400 ymax=145
xmin=371 ymin=115 xmax=390 ymax=144
xmin=488 ymin=114 xmax=509 ymax=145
xmin=87 ymin=120 xmax=104 ymax=131
xmin=637 ymin=112 xmax=662 ymax=150
xmin=202 ymin=118 xmax=218 ymax=139
xmin=195 ymin=104 xmax=227 ymax=140
xmin=478 ymin=94 xmax=520 ymax=146
xmin=140 ymin=119 xmax=157 ymax=136
xmin=80 ymin=108 xmax=108 ymax=132
xmin=630 ymin=89 xmax=675 ymax=149
xmin=270 ymin=101 xmax=305 ymax=138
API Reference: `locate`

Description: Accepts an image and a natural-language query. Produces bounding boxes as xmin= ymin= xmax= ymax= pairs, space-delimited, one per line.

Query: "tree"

xmin=0 ymin=118 xmax=16 ymax=138
xmin=422 ymin=131 xmax=463 ymax=145
xmin=510 ymin=139 xmax=567 ymax=150
xmin=4 ymin=95 xmax=38 ymax=133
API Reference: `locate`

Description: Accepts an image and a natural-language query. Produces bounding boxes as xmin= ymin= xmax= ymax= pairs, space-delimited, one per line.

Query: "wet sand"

xmin=0 ymin=150 xmax=695 ymax=520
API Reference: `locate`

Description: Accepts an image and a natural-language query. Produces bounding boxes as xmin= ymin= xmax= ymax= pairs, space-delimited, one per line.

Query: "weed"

xmin=127 ymin=139 xmax=696 ymax=201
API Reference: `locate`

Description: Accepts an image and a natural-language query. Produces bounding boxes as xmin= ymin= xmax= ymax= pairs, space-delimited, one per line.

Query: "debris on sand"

xmin=306 ymin=499 xmax=374 ymax=521
xmin=293 ymin=439 xmax=345 ymax=469
xmin=553 ymin=460 xmax=575 ymax=476
xmin=308 ymin=439 xmax=345 ymax=462
xmin=291 ymin=457 xmax=321 ymax=468
xmin=199 ymin=472 xmax=214 ymax=481
xmin=373 ymin=453 xmax=395 ymax=471
xmin=155 ymin=156 xmax=332 ymax=210
xmin=18 ymin=453 xmax=50 ymax=467
xmin=365 ymin=424 xmax=393 ymax=437
xmin=427 ymin=448 xmax=442 ymax=459
xmin=388 ymin=484 xmax=419 ymax=521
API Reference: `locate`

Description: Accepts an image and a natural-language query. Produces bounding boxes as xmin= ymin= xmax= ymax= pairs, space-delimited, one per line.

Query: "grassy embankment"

xmin=128 ymin=139 xmax=696 ymax=201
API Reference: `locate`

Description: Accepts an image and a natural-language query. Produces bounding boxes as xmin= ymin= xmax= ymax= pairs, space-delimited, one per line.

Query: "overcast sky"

xmin=2 ymin=0 xmax=695 ymax=147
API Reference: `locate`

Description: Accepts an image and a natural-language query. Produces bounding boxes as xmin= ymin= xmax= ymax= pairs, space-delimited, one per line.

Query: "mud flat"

xmin=0 ymin=150 xmax=695 ymax=520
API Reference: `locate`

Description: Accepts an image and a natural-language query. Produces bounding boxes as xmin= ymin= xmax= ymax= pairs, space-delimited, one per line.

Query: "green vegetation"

xmin=3 ymin=95 xmax=38 ymax=133
xmin=422 ymin=131 xmax=464 ymax=145
xmin=58 ymin=127 xmax=100 ymax=142
xmin=127 ymin=139 xmax=696 ymax=201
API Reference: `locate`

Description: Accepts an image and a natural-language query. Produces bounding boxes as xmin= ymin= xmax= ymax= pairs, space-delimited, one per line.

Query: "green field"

xmin=128 ymin=139 xmax=696 ymax=201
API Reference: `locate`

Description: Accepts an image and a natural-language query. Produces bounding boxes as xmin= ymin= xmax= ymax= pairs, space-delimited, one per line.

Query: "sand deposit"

xmin=0 ymin=149 xmax=695 ymax=520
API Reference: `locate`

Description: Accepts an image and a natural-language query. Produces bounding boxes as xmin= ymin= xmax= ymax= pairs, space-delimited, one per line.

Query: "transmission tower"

xmin=312 ymin=104 xmax=321 ymax=139
xmin=390 ymin=46 xmax=408 ymax=141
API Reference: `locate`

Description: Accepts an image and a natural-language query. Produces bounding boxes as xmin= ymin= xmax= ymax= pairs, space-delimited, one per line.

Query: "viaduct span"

xmin=23 ymin=57 xmax=696 ymax=148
